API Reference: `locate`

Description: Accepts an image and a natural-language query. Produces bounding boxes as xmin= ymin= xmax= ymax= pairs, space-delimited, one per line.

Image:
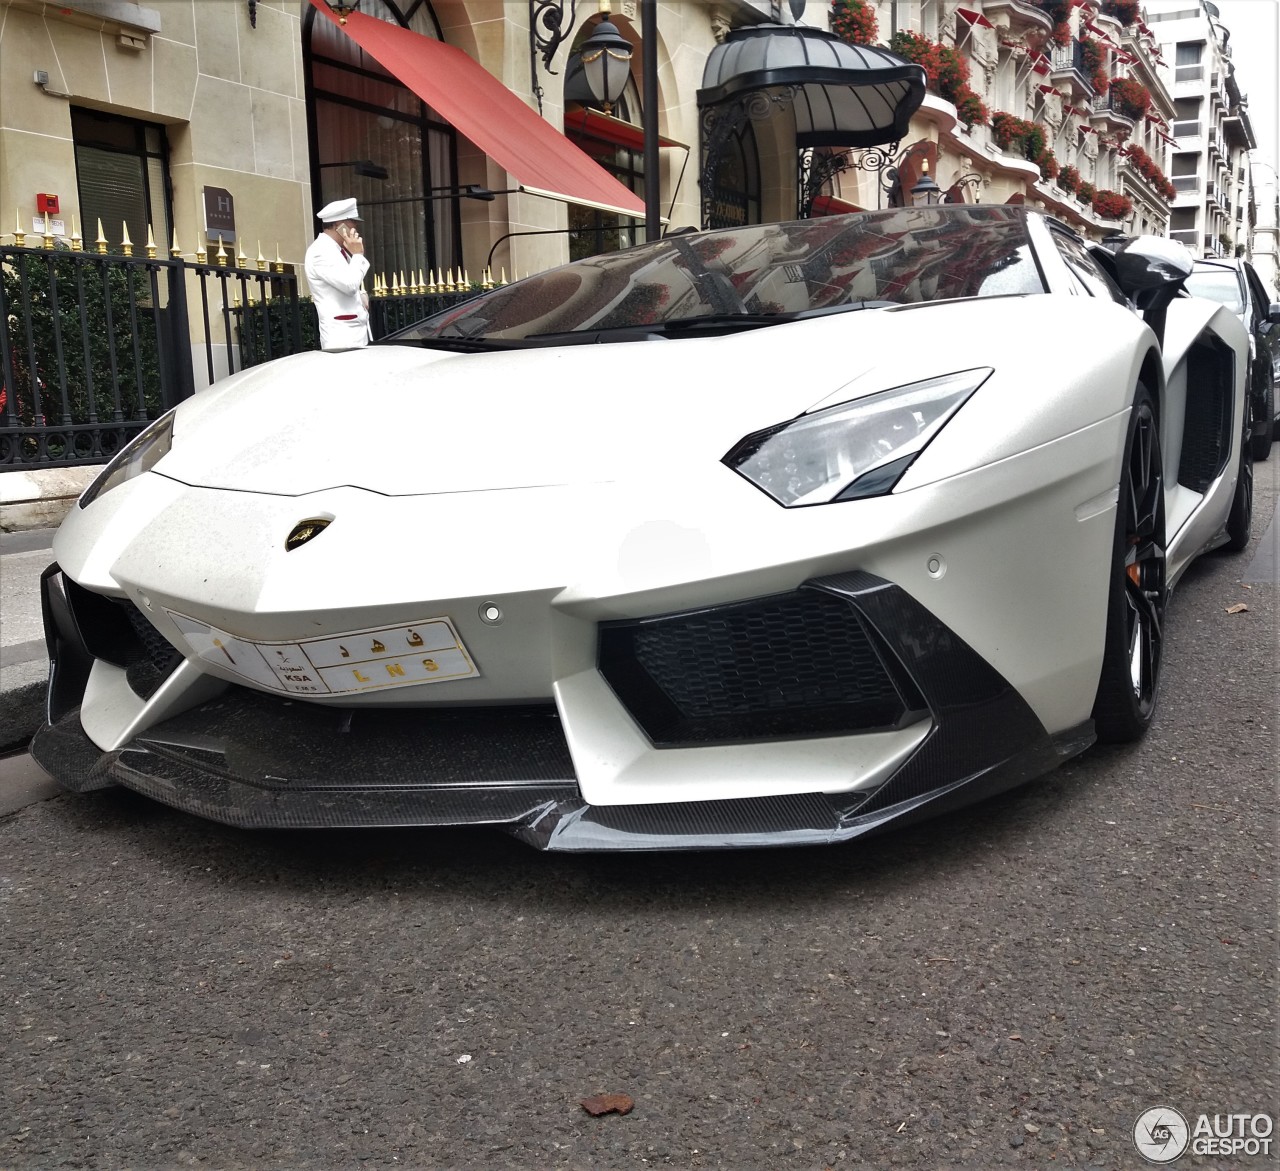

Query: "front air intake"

xmin=599 ymin=589 xmax=924 ymax=747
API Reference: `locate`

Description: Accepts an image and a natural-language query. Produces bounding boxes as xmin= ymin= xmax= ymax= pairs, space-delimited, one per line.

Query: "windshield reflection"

xmin=397 ymin=206 xmax=1047 ymax=344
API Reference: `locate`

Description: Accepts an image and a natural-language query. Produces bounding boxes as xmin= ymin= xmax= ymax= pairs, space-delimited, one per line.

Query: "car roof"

xmin=1191 ymin=258 xmax=1246 ymax=272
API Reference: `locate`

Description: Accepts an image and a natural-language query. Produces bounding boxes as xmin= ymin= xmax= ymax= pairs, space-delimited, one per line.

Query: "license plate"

xmin=166 ymin=611 xmax=480 ymax=696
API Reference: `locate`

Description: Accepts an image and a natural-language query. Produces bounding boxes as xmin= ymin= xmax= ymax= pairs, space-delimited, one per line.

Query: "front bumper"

xmin=32 ymin=565 xmax=1094 ymax=851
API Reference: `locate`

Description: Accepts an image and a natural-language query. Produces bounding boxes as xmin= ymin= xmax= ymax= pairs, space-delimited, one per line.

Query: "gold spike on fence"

xmin=95 ymin=218 xmax=108 ymax=254
xmin=257 ymin=242 xmax=267 ymax=272
xmin=41 ymin=212 xmax=55 ymax=250
xmin=215 ymin=237 xmax=228 ymax=267
xmin=170 ymin=230 xmax=182 ymax=258
xmin=145 ymin=224 xmax=157 ymax=260
xmin=70 ymin=214 xmax=83 ymax=252
xmin=13 ymin=209 xmax=26 ymax=248
xmin=119 ymin=222 xmax=134 ymax=257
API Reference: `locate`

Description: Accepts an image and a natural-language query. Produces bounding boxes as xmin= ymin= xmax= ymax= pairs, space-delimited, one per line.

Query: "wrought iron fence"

xmin=0 ymin=234 xmax=304 ymax=469
xmin=1 ymin=229 xmax=486 ymax=470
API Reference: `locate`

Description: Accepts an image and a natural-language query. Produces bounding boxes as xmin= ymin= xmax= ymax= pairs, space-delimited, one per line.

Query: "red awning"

xmin=562 ymin=107 xmax=687 ymax=153
xmin=309 ymin=0 xmax=644 ymax=219
xmin=956 ymin=7 xmax=995 ymax=28
xmin=1037 ymin=83 xmax=1059 ymax=96
xmin=1031 ymin=53 xmax=1052 ymax=75
xmin=1084 ymin=21 xmax=1119 ymax=46
xmin=811 ymin=194 xmax=864 ymax=216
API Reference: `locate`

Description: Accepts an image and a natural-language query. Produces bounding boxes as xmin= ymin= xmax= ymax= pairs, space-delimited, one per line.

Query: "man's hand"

xmin=344 ymin=227 xmax=365 ymax=256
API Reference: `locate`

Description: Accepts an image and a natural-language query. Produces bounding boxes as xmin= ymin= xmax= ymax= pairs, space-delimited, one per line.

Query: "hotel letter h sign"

xmin=203 ymin=185 xmax=236 ymax=244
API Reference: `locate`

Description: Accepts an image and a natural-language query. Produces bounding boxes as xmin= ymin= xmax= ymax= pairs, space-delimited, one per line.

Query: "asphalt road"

xmin=1 ymin=471 xmax=1275 ymax=1170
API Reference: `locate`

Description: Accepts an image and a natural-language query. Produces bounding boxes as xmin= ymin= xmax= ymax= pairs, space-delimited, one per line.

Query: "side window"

xmin=1052 ymin=233 xmax=1128 ymax=304
xmin=1244 ymin=266 xmax=1269 ymax=326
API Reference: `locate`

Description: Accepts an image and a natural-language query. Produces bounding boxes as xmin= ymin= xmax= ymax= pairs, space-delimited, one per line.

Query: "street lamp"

xmin=910 ymin=161 xmax=944 ymax=206
xmin=578 ymin=13 xmax=632 ymax=115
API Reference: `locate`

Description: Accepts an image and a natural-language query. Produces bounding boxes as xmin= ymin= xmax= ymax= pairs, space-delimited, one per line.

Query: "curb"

xmin=0 ymin=468 xmax=94 ymax=532
xmin=0 ymin=680 xmax=45 ymax=751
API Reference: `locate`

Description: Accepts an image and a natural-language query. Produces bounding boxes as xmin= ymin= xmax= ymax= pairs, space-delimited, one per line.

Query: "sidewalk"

xmin=0 ymin=527 xmax=54 ymax=749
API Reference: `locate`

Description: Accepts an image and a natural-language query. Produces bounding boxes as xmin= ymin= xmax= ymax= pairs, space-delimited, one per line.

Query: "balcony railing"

xmin=1051 ymin=40 xmax=1091 ymax=83
xmin=1092 ymin=92 xmax=1139 ymax=122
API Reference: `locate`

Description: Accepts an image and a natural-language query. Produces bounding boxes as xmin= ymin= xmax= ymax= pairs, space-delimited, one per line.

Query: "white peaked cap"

xmin=317 ymin=198 xmax=361 ymax=222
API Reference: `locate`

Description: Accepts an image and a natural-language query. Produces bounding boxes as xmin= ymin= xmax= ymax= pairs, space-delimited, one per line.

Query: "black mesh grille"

xmin=1178 ymin=339 xmax=1232 ymax=491
xmin=63 ymin=578 xmax=182 ymax=698
xmin=599 ymin=589 xmax=923 ymax=746
xmin=120 ymin=601 xmax=184 ymax=674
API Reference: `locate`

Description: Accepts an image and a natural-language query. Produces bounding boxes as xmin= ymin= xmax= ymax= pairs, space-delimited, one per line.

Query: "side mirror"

xmin=1109 ymin=235 xmax=1195 ymax=297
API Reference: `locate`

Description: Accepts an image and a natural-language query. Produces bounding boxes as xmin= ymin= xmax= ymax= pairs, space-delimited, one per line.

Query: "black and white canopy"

xmin=699 ymin=24 xmax=926 ymax=149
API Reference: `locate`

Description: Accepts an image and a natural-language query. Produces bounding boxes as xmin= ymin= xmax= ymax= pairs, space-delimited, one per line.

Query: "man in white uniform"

xmin=304 ymin=198 xmax=371 ymax=351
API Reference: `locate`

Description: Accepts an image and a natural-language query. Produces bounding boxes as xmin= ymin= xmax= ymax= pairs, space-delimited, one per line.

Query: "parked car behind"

xmin=1184 ymin=258 xmax=1280 ymax=460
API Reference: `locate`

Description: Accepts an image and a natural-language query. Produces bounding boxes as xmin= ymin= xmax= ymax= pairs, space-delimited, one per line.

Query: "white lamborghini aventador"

xmin=33 ymin=205 xmax=1254 ymax=850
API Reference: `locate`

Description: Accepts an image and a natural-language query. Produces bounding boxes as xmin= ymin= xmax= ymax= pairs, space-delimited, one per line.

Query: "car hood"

xmin=157 ymin=308 xmax=934 ymax=497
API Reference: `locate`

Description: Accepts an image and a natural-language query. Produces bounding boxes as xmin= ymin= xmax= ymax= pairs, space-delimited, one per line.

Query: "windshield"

xmin=1185 ymin=268 xmax=1243 ymax=314
xmin=393 ymin=206 xmax=1046 ymax=345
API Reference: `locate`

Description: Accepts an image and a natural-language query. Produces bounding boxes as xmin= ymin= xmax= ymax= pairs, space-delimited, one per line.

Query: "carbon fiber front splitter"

xmin=31 ymin=565 xmax=1096 ymax=851
xmin=30 ymin=691 xmax=1090 ymax=854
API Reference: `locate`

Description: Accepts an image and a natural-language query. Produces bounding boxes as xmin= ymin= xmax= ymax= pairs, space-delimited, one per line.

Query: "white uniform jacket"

xmin=304 ymin=232 xmax=372 ymax=351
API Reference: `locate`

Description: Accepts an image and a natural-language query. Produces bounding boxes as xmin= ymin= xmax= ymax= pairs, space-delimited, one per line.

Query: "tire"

xmin=1251 ymin=368 xmax=1274 ymax=462
xmin=1092 ymin=385 xmax=1167 ymax=744
xmin=1225 ymin=394 xmax=1254 ymax=552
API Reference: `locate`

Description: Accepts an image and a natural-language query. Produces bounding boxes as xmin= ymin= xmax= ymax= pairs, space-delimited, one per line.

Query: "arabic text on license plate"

xmin=166 ymin=612 xmax=480 ymax=695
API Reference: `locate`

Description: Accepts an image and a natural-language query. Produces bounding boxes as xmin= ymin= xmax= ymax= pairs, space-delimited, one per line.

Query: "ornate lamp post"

xmin=578 ymin=13 xmax=632 ymax=115
xmin=910 ymin=161 xmax=944 ymax=206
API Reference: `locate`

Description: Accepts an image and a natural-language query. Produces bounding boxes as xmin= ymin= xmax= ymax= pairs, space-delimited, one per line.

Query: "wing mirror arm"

xmin=1107 ymin=236 xmax=1196 ymax=343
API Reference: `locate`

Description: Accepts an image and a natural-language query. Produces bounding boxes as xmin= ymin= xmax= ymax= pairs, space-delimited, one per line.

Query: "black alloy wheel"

xmin=1093 ymin=386 xmax=1167 ymax=743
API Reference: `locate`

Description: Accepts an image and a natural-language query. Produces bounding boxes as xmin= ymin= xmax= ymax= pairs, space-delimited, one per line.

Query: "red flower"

xmin=831 ymin=0 xmax=878 ymax=46
xmin=1092 ymin=189 xmax=1133 ymax=220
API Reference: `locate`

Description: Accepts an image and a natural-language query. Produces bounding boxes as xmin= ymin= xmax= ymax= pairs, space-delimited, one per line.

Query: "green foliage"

xmin=1 ymin=250 xmax=163 ymax=431
xmin=990 ymin=111 xmax=1057 ymax=178
xmin=234 ymin=295 xmax=318 ymax=367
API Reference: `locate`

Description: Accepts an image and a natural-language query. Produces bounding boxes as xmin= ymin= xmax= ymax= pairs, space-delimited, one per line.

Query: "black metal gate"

xmin=0 ymin=237 xmax=482 ymax=470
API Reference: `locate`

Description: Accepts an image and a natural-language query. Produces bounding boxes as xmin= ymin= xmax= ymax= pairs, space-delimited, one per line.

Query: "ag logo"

xmin=1134 ymin=1107 xmax=1190 ymax=1164
xmin=285 ymin=518 xmax=331 ymax=551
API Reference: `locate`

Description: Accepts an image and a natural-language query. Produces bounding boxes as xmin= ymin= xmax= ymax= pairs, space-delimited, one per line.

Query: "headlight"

xmin=78 ymin=410 xmax=176 ymax=509
xmin=723 ymin=369 xmax=992 ymax=507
